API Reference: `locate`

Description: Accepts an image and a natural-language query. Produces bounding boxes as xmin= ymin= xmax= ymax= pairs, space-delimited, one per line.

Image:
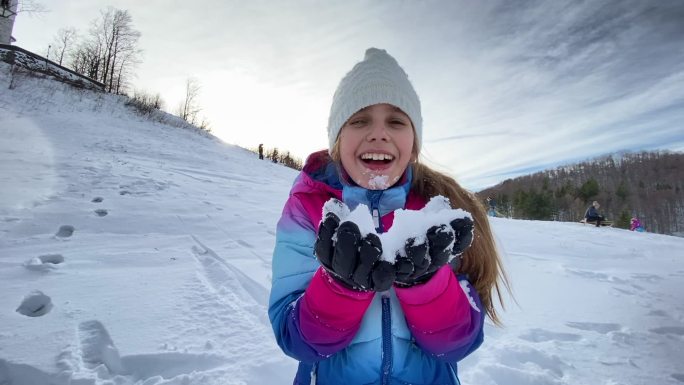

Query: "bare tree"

xmin=49 ymin=27 xmax=77 ymax=65
xmin=70 ymin=38 xmax=100 ymax=79
xmin=68 ymin=7 xmax=141 ymax=93
xmin=112 ymin=42 xmax=141 ymax=94
xmin=176 ymin=77 xmax=202 ymax=125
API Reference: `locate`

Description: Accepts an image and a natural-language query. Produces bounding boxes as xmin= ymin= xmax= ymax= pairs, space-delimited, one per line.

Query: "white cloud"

xmin=12 ymin=0 xmax=684 ymax=189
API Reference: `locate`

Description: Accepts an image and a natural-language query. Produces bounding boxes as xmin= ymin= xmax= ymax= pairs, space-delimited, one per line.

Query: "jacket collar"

xmin=301 ymin=150 xmax=412 ymax=217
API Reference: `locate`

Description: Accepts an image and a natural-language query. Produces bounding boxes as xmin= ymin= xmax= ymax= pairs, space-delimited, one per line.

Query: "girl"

xmin=269 ymin=48 xmax=508 ymax=385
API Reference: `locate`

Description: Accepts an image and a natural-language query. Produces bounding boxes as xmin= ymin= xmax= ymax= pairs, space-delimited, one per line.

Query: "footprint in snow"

xmin=646 ymin=309 xmax=668 ymax=317
xmin=16 ymin=290 xmax=53 ymax=317
xmin=237 ymin=239 xmax=253 ymax=248
xmin=649 ymin=326 xmax=684 ymax=336
xmin=74 ymin=320 xmax=226 ymax=380
xmin=518 ymin=328 xmax=582 ymax=343
xmin=480 ymin=345 xmax=568 ymax=382
xmin=78 ymin=320 xmax=125 ymax=374
xmin=55 ymin=225 xmax=75 ymax=238
xmin=630 ymin=273 xmax=664 ymax=283
xmin=91 ymin=197 xmax=104 ymax=203
xmin=24 ymin=254 xmax=64 ymax=271
xmin=94 ymin=209 xmax=108 ymax=217
xmin=613 ymin=287 xmax=636 ymax=296
xmin=121 ymin=352 xmax=227 ymax=380
xmin=565 ymin=321 xmax=621 ymax=334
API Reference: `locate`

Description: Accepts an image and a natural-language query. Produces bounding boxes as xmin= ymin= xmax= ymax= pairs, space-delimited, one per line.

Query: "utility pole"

xmin=46 ymin=44 xmax=50 ymax=70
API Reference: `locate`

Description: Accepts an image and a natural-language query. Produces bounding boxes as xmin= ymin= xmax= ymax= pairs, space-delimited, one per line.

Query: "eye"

xmin=348 ymin=118 xmax=367 ymax=126
xmin=389 ymin=118 xmax=408 ymax=126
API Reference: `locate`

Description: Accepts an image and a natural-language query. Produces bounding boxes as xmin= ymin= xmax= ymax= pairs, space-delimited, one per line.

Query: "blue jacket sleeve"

xmin=267 ymin=195 xmax=323 ymax=363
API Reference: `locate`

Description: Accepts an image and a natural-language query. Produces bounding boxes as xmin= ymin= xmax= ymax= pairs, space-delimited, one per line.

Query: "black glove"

xmin=395 ymin=217 xmax=474 ymax=287
xmin=314 ymin=211 xmax=395 ymax=291
xmin=446 ymin=217 xmax=475 ymax=273
xmin=394 ymin=224 xmax=453 ymax=287
xmin=450 ymin=217 xmax=474 ymax=257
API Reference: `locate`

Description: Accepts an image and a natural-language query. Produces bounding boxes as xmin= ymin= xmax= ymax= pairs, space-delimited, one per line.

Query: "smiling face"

xmin=337 ymin=103 xmax=416 ymax=190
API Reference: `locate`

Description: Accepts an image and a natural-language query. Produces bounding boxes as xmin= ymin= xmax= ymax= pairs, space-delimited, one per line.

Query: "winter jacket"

xmin=585 ymin=206 xmax=600 ymax=220
xmin=268 ymin=150 xmax=485 ymax=385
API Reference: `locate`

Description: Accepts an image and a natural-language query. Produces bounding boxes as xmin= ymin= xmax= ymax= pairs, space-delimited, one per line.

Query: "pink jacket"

xmin=268 ymin=150 xmax=484 ymax=384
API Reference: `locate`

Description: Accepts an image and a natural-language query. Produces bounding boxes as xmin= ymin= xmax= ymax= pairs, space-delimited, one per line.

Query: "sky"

xmin=2 ymin=68 xmax=684 ymax=385
xmin=10 ymin=0 xmax=684 ymax=190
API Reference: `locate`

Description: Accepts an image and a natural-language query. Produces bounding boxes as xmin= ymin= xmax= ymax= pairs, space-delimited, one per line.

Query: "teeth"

xmin=361 ymin=153 xmax=394 ymax=161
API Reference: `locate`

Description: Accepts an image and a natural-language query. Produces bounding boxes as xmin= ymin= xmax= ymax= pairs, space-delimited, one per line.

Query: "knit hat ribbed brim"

xmin=327 ymin=48 xmax=422 ymax=153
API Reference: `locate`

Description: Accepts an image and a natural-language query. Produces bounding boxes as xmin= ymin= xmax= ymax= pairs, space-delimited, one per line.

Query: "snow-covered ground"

xmin=1 ymin=65 xmax=683 ymax=385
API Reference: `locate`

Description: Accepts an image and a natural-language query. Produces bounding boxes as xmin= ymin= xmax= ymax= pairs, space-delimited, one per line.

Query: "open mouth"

xmin=359 ymin=152 xmax=394 ymax=169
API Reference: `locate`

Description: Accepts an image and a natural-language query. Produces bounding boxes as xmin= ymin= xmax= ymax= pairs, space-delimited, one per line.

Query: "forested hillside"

xmin=478 ymin=152 xmax=684 ymax=236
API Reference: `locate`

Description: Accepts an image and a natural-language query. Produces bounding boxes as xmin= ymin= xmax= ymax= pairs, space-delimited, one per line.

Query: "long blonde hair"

xmin=412 ymin=160 xmax=509 ymax=325
xmin=331 ymin=140 xmax=509 ymax=325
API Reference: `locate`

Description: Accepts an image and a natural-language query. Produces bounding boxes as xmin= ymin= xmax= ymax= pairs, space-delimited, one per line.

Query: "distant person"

xmin=486 ymin=196 xmax=496 ymax=217
xmin=584 ymin=201 xmax=605 ymax=227
xmin=268 ymin=48 xmax=508 ymax=385
xmin=258 ymin=143 xmax=264 ymax=160
xmin=630 ymin=217 xmax=644 ymax=232
xmin=271 ymin=148 xmax=278 ymax=163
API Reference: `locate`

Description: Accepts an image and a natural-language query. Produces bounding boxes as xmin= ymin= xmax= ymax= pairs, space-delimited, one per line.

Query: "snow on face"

xmin=321 ymin=196 xmax=472 ymax=262
xmin=367 ymin=174 xmax=390 ymax=190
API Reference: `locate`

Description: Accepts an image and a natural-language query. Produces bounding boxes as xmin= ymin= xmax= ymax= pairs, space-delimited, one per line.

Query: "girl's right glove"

xmin=314 ymin=211 xmax=396 ymax=292
xmin=394 ymin=217 xmax=474 ymax=287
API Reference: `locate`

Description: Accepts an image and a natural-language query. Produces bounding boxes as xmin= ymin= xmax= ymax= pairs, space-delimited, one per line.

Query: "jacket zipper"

xmin=367 ymin=190 xmax=384 ymax=233
xmin=381 ymin=296 xmax=392 ymax=385
xmin=368 ymin=190 xmax=392 ymax=384
xmin=367 ymin=190 xmax=392 ymax=384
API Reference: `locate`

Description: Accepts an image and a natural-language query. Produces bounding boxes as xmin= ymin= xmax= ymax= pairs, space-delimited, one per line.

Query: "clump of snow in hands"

xmin=322 ymin=196 xmax=472 ymax=263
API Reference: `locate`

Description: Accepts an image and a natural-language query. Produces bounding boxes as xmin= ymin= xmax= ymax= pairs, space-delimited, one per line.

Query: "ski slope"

xmin=1 ymin=64 xmax=683 ymax=385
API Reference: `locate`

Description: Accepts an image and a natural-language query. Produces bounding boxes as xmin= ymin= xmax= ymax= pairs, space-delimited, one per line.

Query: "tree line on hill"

xmin=477 ymin=151 xmax=684 ymax=236
xmin=251 ymin=145 xmax=303 ymax=171
xmin=48 ymin=7 xmax=140 ymax=94
xmin=46 ymin=7 xmax=210 ymax=131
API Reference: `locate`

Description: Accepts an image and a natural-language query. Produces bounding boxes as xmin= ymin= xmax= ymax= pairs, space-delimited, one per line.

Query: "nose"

xmin=366 ymin=121 xmax=390 ymax=142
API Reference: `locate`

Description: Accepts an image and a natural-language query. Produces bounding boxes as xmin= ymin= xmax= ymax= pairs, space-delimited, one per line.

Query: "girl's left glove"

xmin=394 ymin=217 xmax=474 ymax=287
xmin=314 ymin=211 xmax=396 ymax=291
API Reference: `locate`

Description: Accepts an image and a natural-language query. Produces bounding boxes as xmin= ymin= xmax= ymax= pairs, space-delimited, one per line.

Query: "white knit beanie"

xmin=327 ymin=48 xmax=422 ymax=153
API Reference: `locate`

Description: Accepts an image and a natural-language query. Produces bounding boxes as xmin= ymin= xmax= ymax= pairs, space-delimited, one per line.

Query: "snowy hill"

xmin=1 ymin=64 xmax=683 ymax=385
